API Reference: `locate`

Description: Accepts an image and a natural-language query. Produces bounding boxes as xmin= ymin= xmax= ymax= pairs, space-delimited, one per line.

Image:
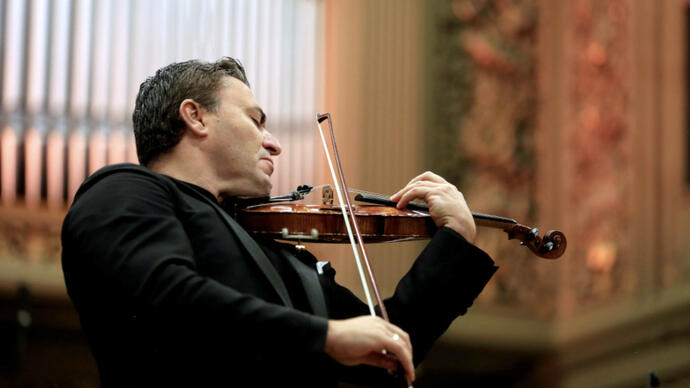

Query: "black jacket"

xmin=61 ymin=164 xmax=497 ymax=387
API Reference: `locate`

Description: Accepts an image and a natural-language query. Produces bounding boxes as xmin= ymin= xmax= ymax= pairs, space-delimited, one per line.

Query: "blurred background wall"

xmin=1 ymin=0 xmax=689 ymax=387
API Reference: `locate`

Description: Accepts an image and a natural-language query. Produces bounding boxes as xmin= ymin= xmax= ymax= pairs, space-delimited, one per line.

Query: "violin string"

xmin=348 ymin=188 xmax=390 ymax=198
xmin=303 ymin=184 xmax=330 ymax=199
xmin=313 ymin=186 xmax=390 ymax=202
xmin=312 ymin=185 xmax=418 ymax=206
xmin=311 ymin=184 xmax=330 ymax=191
xmin=315 ymin=114 xmax=376 ymax=317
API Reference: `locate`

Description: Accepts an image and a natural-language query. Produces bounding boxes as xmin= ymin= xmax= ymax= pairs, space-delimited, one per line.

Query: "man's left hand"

xmin=390 ymin=171 xmax=476 ymax=242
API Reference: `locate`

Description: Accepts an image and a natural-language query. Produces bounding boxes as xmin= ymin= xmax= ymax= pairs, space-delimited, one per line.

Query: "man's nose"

xmin=262 ymin=130 xmax=282 ymax=156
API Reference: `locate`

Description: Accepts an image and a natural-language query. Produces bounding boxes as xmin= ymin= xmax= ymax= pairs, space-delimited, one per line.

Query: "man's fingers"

xmin=396 ymin=184 xmax=437 ymax=209
xmin=383 ymin=332 xmax=415 ymax=383
xmin=364 ymin=352 xmax=415 ymax=386
xmin=325 ymin=316 xmax=416 ymax=384
xmin=392 ymin=180 xmax=437 ymax=202
xmin=391 ymin=171 xmax=447 ymax=201
xmin=384 ymin=323 xmax=412 ymax=349
xmin=406 ymin=171 xmax=446 ymax=186
xmin=392 ymin=328 xmax=411 ymax=345
xmin=378 ymin=322 xmax=415 ymax=383
xmin=362 ymin=352 xmax=399 ymax=371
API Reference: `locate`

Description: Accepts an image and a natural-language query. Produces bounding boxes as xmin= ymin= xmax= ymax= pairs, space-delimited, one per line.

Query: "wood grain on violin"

xmin=239 ymin=203 xmax=436 ymax=243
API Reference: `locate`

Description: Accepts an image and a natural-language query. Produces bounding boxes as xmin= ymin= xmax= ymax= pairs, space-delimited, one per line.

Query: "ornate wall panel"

xmin=561 ymin=0 xmax=632 ymax=312
xmin=427 ymin=0 xmax=559 ymax=317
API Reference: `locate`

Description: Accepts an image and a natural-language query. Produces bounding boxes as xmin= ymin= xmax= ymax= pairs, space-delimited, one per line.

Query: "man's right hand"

xmin=324 ymin=316 xmax=415 ymax=385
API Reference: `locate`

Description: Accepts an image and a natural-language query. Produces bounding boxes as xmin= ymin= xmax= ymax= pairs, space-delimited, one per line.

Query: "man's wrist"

xmin=443 ymin=220 xmax=476 ymax=242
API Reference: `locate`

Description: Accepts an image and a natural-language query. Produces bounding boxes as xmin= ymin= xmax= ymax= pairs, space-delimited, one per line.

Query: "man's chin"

xmin=260 ymin=176 xmax=273 ymax=196
xmin=225 ymin=176 xmax=273 ymax=199
xmin=247 ymin=179 xmax=273 ymax=198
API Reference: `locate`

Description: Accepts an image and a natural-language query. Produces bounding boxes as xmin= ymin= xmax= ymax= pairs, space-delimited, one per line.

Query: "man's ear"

xmin=179 ymin=99 xmax=210 ymax=137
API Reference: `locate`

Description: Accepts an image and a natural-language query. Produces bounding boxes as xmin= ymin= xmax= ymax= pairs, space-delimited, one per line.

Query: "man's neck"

xmin=148 ymin=155 xmax=221 ymax=201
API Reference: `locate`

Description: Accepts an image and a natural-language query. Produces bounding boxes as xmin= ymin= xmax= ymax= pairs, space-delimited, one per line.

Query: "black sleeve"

xmin=317 ymin=226 xmax=497 ymax=371
xmin=61 ymin=171 xmax=327 ymax=358
xmin=386 ymin=227 xmax=497 ymax=363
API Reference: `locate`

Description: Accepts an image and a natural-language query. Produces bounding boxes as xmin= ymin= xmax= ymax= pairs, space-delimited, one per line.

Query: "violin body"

xmin=238 ymin=199 xmax=567 ymax=259
xmin=239 ymin=203 xmax=436 ymax=243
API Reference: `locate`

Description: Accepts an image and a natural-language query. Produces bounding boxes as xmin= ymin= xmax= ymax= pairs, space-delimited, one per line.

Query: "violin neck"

xmin=353 ymin=193 xmax=518 ymax=230
xmin=354 ymin=192 xmax=428 ymax=211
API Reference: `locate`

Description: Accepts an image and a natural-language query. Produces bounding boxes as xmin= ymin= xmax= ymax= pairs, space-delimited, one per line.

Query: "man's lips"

xmin=260 ymin=158 xmax=274 ymax=174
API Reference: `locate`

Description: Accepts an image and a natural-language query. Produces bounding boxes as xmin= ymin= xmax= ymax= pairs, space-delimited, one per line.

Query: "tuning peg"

xmin=540 ymin=242 xmax=554 ymax=253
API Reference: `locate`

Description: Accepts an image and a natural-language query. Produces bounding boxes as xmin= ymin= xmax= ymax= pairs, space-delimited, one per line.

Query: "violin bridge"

xmin=322 ymin=185 xmax=334 ymax=206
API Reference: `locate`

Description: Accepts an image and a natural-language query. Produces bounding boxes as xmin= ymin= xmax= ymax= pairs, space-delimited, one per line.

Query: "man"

xmin=61 ymin=57 xmax=497 ymax=387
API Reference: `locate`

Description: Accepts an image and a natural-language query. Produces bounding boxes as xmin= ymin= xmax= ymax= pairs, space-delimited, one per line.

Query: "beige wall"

xmin=308 ymin=0 xmax=427 ymax=299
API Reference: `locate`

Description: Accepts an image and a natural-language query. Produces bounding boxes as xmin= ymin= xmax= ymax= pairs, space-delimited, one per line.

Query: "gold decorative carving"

xmin=429 ymin=0 xmax=555 ymax=316
xmin=0 ymin=203 xmax=65 ymax=265
xmin=564 ymin=0 xmax=631 ymax=311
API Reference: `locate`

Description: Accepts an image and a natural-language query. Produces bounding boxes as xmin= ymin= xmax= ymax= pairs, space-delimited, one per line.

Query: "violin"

xmin=237 ymin=185 xmax=567 ymax=260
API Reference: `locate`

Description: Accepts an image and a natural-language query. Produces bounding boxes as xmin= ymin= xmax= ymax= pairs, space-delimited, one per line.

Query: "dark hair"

xmin=132 ymin=57 xmax=250 ymax=166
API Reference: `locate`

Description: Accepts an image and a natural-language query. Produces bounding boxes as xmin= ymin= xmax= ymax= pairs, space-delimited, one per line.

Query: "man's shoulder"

xmin=80 ymin=163 xmax=165 ymax=188
xmin=71 ymin=163 xmax=173 ymax=202
xmin=63 ymin=164 xmax=184 ymax=225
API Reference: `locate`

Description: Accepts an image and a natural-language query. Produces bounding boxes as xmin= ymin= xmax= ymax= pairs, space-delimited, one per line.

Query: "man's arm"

xmin=62 ymin=171 xmax=328 ymax=358
xmin=316 ymin=171 xmax=497 ymax=383
xmin=386 ymin=226 xmax=496 ymax=362
xmin=310 ymin=226 xmax=495 ymax=386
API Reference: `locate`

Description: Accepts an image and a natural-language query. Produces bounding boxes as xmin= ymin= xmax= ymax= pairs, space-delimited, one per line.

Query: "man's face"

xmin=205 ymin=76 xmax=281 ymax=198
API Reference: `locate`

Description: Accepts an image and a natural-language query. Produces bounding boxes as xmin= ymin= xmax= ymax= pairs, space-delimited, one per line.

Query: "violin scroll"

xmin=506 ymin=225 xmax=567 ymax=259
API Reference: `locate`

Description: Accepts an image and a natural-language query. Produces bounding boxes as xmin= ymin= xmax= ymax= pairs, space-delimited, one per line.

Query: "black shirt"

xmin=182 ymin=180 xmax=314 ymax=314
